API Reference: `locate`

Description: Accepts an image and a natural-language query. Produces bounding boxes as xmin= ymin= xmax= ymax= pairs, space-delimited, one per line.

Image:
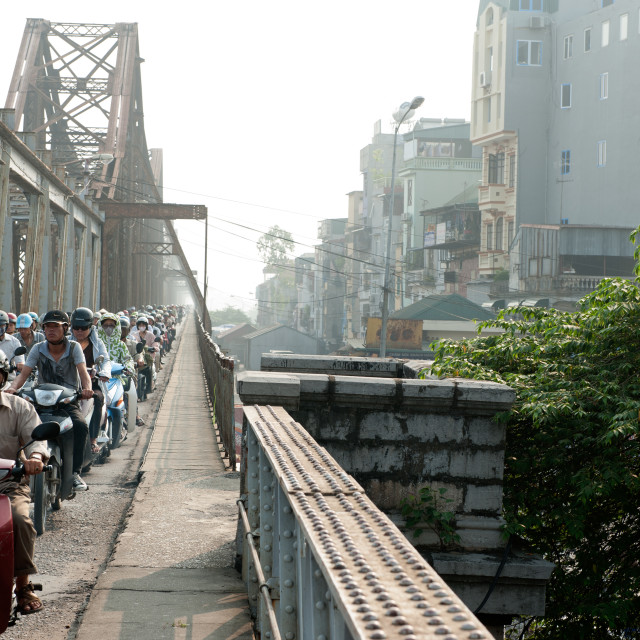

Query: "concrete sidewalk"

xmin=76 ymin=316 xmax=252 ymax=640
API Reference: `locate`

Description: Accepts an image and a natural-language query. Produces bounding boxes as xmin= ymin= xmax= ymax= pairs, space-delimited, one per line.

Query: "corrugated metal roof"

xmin=243 ymin=324 xmax=321 ymax=343
xmin=392 ymin=293 xmax=496 ymax=322
xmin=216 ymin=323 xmax=256 ymax=340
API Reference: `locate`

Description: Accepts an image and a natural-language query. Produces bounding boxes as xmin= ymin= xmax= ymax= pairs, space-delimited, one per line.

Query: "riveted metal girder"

xmin=99 ymin=202 xmax=207 ymax=220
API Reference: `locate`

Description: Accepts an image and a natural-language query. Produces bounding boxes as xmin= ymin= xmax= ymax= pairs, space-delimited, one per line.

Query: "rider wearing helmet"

xmin=0 ymin=351 xmax=48 ymax=615
xmin=27 ymin=312 xmax=39 ymax=332
xmin=6 ymin=310 xmax=93 ymax=491
xmin=0 ymin=310 xmax=25 ymax=380
xmin=130 ymin=316 xmax=156 ymax=399
xmin=70 ymin=308 xmax=111 ymax=454
xmin=16 ymin=313 xmax=45 ymax=355
xmin=6 ymin=312 xmax=17 ymax=335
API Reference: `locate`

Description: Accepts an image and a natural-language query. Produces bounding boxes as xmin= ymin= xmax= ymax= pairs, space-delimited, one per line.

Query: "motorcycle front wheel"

xmin=111 ymin=411 xmax=123 ymax=449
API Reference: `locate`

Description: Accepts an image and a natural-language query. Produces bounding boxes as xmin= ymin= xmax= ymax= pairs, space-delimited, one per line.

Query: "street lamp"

xmin=379 ymin=96 xmax=424 ymax=358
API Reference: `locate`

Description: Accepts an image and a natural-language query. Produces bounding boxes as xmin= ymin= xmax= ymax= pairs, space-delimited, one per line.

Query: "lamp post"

xmin=379 ymin=96 xmax=424 ymax=358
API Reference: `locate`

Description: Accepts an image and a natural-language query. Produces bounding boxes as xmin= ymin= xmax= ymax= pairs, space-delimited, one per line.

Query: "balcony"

xmin=552 ymin=274 xmax=633 ymax=292
xmin=423 ymin=206 xmax=481 ymax=250
xmin=401 ymin=157 xmax=482 ymax=172
xmin=479 ymin=185 xmax=506 ymax=208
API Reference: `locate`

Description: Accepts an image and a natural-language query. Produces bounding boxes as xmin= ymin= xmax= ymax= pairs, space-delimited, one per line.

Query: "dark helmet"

xmin=41 ymin=310 xmax=70 ymax=325
xmin=70 ymin=307 xmax=93 ymax=329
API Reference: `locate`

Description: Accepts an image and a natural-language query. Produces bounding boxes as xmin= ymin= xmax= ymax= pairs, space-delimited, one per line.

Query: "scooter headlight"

xmin=34 ymin=389 xmax=63 ymax=406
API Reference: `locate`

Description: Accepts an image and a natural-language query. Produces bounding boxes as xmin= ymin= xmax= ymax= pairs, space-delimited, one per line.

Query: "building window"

xmin=584 ymin=27 xmax=592 ymax=52
xmin=509 ymin=154 xmax=516 ymax=188
xmin=602 ymin=0 xmax=614 ymax=6
xmin=487 ymin=96 xmax=492 ymax=123
xmin=602 ymin=20 xmax=610 ymax=47
xmin=407 ymin=179 xmax=413 ymax=206
xmin=620 ymin=13 xmax=628 ymax=40
xmin=561 ymin=150 xmax=571 ymax=175
xmin=488 ymin=46 xmax=494 ymax=71
xmin=517 ymin=40 xmax=542 ymax=66
xmin=508 ymin=220 xmax=515 ymax=245
xmin=561 ymin=83 xmax=572 ymax=108
xmin=564 ymin=35 xmax=573 ymax=59
xmin=597 ymin=140 xmax=607 ymax=167
xmin=520 ymin=0 xmax=544 ymax=10
xmin=488 ymin=152 xmax=505 ymax=184
xmin=495 ymin=218 xmax=504 ymax=251
xmin=487 ymin=8 xmax=494 ymax=25
xmin=600 ymin=72 xmax=609 ymax=99
xmin=487 ymin=223 xmax=493 ymax=250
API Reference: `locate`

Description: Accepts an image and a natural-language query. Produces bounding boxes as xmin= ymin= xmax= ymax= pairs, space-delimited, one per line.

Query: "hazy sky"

xmin=0 ymin=0 xmax=480 ymax=312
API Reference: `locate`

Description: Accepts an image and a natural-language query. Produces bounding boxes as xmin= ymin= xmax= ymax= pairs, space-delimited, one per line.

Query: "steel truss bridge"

xmin=1 ymin=19 xmax=209 ymax=328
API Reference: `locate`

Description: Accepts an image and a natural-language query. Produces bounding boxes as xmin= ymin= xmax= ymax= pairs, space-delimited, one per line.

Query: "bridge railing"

xmin=238 ymin=404 xmax=491 ymax=640
xmin=196 ymin=315 xmax=236 ymax=468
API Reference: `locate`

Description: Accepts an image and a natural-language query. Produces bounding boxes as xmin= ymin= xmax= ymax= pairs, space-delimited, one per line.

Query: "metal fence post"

xmin=259 ymin=448 xmax=275 ymax=638
xmin=246 ymin=424 xmax=260 ymax=622
xmin=278 ymin=487 xmax=298 ymax=640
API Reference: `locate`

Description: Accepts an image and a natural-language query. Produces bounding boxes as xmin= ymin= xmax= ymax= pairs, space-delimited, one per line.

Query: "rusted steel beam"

xmin=99 ymin=202 xmax=207 ymax=220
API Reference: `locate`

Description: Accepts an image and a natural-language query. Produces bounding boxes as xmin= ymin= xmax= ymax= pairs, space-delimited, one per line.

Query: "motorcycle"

xmin=20 ymin=384 xmax=92 ymax=536
xmin=0 ymin=421 xmax=59 ymax=633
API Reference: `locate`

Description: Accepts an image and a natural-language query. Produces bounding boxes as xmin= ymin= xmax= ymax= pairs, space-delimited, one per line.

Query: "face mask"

xmin=104 ymin=326 xmax=115 ymax=337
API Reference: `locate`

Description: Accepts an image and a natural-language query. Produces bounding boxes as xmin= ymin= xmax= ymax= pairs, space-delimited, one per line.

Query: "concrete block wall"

xmin=237 ymin=367 xmax=554 ymax=625
xmin=237 ymin=371 xmax=515 ymax=551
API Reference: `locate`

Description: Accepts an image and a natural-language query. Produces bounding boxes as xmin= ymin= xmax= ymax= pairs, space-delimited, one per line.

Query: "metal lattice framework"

xmin=5 ymin=19 xmax=207 ymax=318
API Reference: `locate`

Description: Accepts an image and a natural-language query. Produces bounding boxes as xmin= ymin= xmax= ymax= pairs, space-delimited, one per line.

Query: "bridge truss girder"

xmin=5 ymin=19 xmax=208 ymax=326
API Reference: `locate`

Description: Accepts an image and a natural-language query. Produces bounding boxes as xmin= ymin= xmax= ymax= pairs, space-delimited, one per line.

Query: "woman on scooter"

xmin=70 ymin=308 xmax=111 ymax=455
xmin=0 ymin=352 xmax=47 ymax=615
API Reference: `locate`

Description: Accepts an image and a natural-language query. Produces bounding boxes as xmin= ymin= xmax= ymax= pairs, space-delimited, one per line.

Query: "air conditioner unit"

xmin=479 ymin=70 xmax=491 ymax=88
xmin=529 ymin=15 xmax=545 ymax=29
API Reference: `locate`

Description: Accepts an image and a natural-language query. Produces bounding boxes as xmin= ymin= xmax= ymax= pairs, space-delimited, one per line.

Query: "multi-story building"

xmin=472 ymin=0 xmax=638 ymax=304
xmin=293 ymin=252 xmax=316 ymax=334
xmin=344 ymin=119 xmax=481 ymax=340
xmin=313 ymin=218 xmax=347 ymax=351
xmin=255 ymin=261 xmax=297 ymax=328
xmin=399 ymin=119 xmax=482 ymax=305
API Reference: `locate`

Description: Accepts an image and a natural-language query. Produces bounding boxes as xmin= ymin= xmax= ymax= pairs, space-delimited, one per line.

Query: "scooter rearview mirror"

xmin=32 ymin=421 xmax=61 ymax=441
xmin=13 ymin=346 xmax=27 ymax=357
xmin=136 ymin=342 xmax=144 ymax=354
xmin=16 ymin=421 xmax=60 ymax=458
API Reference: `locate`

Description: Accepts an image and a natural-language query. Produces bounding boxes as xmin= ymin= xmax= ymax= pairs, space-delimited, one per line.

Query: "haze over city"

xmin=0 ymin=0 xmax=479 ymax=313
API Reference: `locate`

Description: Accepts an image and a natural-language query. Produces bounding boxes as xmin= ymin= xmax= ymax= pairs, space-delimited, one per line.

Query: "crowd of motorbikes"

xmin=0 ymin=304 xmax=185 ymax=633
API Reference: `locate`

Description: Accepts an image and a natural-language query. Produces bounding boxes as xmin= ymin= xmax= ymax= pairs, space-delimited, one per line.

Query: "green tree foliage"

xmin=209 ymin=306 xmax=251 ymax=327
xmin=426 ymin=232 xmax=640 ymax=638
xmin=257 ymin=225 xmax=295 ymax=267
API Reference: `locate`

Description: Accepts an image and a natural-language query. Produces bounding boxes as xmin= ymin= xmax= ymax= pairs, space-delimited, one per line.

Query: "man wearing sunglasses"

xmin=5 ymin=310 xmax=93 ymax=491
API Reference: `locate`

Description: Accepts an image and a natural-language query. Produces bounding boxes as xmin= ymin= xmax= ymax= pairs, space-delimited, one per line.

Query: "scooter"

xmin=105 ymin=363 xmax=127 ymax=449
xmin=0 ymin=421 xmax=59 ymax=633
xmin=19 ymin=385 xmax=86 ymax=536
xmin=81 ymin=356 xmax=111 ymax=468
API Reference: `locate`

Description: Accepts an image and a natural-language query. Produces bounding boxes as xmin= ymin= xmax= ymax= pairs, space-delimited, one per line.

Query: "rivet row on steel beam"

xmin=244 ymin=405 xmax=490 ymax=640
xmin=251 ymin=405 xmax=361 ymax=496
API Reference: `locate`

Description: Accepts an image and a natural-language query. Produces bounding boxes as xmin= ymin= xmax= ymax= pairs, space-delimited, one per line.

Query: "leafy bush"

xmin=425 ymin=231 xmax=640 ymax=638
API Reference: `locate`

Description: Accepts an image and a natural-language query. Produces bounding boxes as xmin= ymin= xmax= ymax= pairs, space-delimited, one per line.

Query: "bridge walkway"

xmin=76 ymin=315 xmax=252 ymax=640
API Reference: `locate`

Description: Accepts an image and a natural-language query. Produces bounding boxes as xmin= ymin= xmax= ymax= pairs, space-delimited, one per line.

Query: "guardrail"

xmin=196 ymin=315 xmax=236 ymax=468
xmin=239 ymin=404 xmax=491 ymax=640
